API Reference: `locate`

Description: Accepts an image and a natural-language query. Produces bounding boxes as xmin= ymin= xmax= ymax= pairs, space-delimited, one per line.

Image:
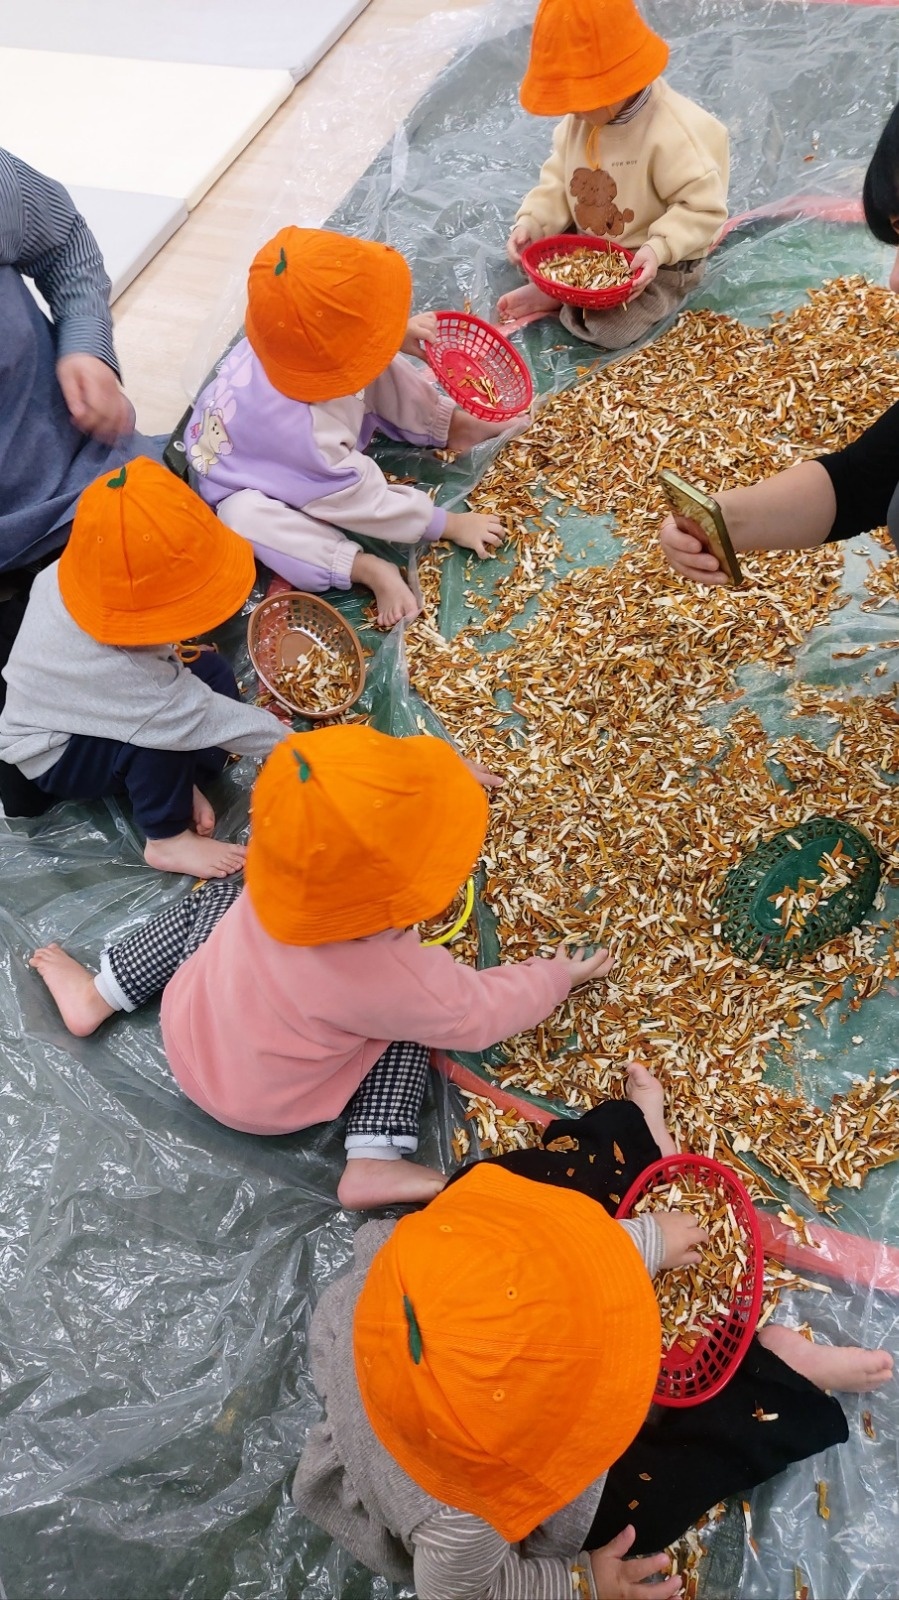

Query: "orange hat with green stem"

xmin=353 ymin=1163 xmax=661 ymax=1541
xmin=520 ymin=0 xmax=669 ymax=116
xmin=245 ymin=227 xmax=413 ymax=404
xmin=244 ymin=726 xmax=488 ymax=945
xmin=58 ymin=456 xmax=256 ymax=646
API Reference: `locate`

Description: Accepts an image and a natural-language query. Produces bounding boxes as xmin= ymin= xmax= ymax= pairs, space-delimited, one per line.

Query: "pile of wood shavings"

xmin=630 ymin=1175 xmax=748 ymax=1355
xmin=538 ymin=245 xmax=633 ymax=290
xmin=270 ymin=643 xmax=358 ymax=715
xmin=769 ymin=839 xmax=861 ymax=940
xmin=412 ymin=278 xmax=899 ymax=1209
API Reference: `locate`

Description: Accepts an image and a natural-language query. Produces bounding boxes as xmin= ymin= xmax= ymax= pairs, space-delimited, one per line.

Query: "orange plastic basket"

xmin=425 ymin=311 xmax=533 ymax=419
xmin=616 ymin=1154 xmax=764 ymax=1407
xmin=521 ymin=235 xmax=638 ymax=310
xmin=247 ymin=591 xmax=365 ymax=722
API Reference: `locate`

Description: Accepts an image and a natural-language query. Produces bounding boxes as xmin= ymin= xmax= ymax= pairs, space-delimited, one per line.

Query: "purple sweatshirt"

xmin=184 ymin=339 xmax=451 ymax=544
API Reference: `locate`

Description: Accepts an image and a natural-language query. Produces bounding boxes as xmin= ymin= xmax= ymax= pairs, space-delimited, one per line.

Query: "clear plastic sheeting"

xmin=4 ymin=1 xmax=899 ymax=1597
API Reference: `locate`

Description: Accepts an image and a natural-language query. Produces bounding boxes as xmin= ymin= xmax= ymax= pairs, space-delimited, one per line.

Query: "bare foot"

xmin=497 ymin=283 xmax=560 ymax=323
xmin=29 ymin=943 xmax=114 ymax=1036
xmin=192 ymin=786 xmax=215 ymax=837
xmin=351 ymin=551 xmax=420 ymax=628
xmin=625 ymin=1060 xmax=677 ymax=1156
xmin=337 ymin=1157 xmax=446 ymax=1210
xmin=144 ymin=831 xmax=247 ymax=878
xmin=759 ymin=1324 xmax=894 ymax=1393
xmin=447 ymin=407 xmax=527 ymax=454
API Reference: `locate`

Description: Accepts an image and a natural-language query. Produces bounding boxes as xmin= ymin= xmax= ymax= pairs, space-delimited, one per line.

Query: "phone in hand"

xmin=658 ymin=469 xmax=743 ymax=587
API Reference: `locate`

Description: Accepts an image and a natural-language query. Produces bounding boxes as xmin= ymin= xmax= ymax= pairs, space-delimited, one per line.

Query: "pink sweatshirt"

xmin=160 ymin=891 xmax=570 ymax=1135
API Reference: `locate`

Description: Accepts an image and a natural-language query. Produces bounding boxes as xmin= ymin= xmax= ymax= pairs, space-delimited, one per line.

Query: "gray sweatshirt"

xmin=0 ymin=564 xmax=285 ymax=778
xmin=292 ymin=1212 xmax=663 ymax=1600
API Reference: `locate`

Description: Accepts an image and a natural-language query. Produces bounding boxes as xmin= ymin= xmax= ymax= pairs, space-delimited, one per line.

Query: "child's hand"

xmin=507 ymin=222 xmax=534 ymax=265
xmin=589 ymin=1526 xmax=682 ymax=1599
xmin=443 ymin=511 xmax=504 ymax=558
xmin=401 ymin=313 xmax=439 ymax=360
xmin=552 ymin=944 xmax=615 ymax=989
xmin=655 ymin=1210 xmax=708 ymax=1269
xmin=462 ymin=757 xmax=503 ymax=789
xmin=628 ymin=243 xmax=660 ymax=299
xmin=659 ymin=514 xmax=729 ymax=586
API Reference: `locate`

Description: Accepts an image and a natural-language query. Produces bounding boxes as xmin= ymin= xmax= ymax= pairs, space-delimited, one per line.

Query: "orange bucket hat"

xmin=244 ymin=227 xmax=413 ymax=403
xmin=520 ymin=0 xmax=669 ymax=116
xmin=244 ymin=727 xmax=488 ymax=945
xmin=354 ymin=1164 xmax=661 ymax=1542
xmin=58 ymin=457 xmax=256 ymax=646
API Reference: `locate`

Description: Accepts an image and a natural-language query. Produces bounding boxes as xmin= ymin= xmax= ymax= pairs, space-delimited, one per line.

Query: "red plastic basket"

xmin=521 ymin=234 xmax=638 ymax=310
xmin=425 ymin=311 xmax=533 ymax=420
xmin=616 ymin=1154 xmax=764 ymax=1407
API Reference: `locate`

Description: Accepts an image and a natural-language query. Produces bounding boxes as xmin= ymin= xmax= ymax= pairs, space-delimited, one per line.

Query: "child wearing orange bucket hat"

xmin=0 ymin=457 xmax=286 ymax=878
xmin=291 ymin=1066 xmax=891 ymax=1597
xmin=29 ymin=723 xmax=612 ymax=1211
xmin=498 ymin=0 xmax=730 ymax=350
xmin=184 ymin=227 xmax=513 ymax=629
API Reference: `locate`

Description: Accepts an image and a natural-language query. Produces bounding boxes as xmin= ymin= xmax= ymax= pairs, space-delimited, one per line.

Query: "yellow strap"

xmin=585 ymin=125 xmax=601 ymax=171
xmin=422 ymin=876 xmax=476 ymax=946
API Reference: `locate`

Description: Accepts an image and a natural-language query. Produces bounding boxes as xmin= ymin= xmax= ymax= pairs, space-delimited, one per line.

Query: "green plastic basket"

xmin=716 ymin=816 xmax=882 ymax=967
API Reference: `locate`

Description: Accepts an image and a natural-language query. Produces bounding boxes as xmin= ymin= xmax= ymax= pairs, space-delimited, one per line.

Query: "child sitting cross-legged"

xmin=185 ymin=227 xmax=513 ymax=629
xmin=29 ymin=726 xmax=612 ymax=1211
xmin=499 ymin=0 xmax=729 ymax=350
xmin=291 ymin=1065 xmax=893 ymax=1597
xmin=0 ymin=457 xmax=286 ymax=877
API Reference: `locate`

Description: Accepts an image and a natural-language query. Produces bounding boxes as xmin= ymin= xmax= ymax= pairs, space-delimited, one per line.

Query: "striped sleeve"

xmin=618 ymin=1214 xmax=664 ymax=1277
xmin=0 ymin=147 xmax=119 ymax=373
xmin=412 ymin=1507 xmax=598 ymax=1600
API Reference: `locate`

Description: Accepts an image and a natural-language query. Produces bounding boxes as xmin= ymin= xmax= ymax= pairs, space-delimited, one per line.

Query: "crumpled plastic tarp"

xmin=3 ymin=1 xmax=899 ymax=1595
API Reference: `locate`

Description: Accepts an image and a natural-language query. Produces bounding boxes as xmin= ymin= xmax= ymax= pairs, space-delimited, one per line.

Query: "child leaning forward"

xmin=291 ymin=1065 xmax=892 ymax=1597
xmin=185 ymin=227 xmax=513 ymax=629
xmin=30 ymin=726 xmax=612 ymax=1211
xmin=499 ymin=0 xmax=729 ymax=351
xmin=0 ymin=458 xmax=285 ymax=878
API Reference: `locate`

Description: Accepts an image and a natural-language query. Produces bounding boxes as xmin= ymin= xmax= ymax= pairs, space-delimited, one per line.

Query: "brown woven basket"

xmin=247 ymin=591 xmax=366 ymax=721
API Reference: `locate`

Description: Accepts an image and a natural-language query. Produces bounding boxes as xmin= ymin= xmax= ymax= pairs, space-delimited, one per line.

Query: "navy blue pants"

xmin=33 ymin=650 xmax=239 ymax=839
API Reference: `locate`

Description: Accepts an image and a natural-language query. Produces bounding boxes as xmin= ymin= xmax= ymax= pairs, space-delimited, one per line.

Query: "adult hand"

xmin=628 ymin=242 xmax=660 ymax=299
xmin=552 ymin=944 xmax=615 ymax=989
xmin=659 ymin=514 xmax=729 ymax=586
xmin=589 ymin=1526 xmax=682 ymax=1599
xmin=655 ymin=1210 xmax=708 ymax=1269
xmin=56 ymin=353 xmax=135 ymax=444
xmin=507 ymin=222 xmax=534 ymax=266
xmin=401 ymin=312 xmax=439 ymax=360
xmin=462 ymin=757 xmax=503 ymax=790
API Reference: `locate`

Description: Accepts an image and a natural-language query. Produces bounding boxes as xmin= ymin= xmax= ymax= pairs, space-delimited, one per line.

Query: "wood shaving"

xmin=271 ymin=643 xmax=358 ymax=715
xmin=409 ymin=278 xmax=899 ymax=1208
xmin=538 ymin=245 xmax=633 ymax=290
xmin=768 ymin=842 xmax=861 ymax=940
xmin=631 ymin=1174 xmax=748 ymax=1355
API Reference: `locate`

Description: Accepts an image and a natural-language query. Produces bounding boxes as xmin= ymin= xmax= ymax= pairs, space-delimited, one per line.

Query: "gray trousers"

xmin=560 ymin=258 xmax=706 ymax=350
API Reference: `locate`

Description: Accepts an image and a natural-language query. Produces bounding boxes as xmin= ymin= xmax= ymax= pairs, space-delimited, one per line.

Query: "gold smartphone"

xmin=658 ymin=469 xmax=743 ymax=587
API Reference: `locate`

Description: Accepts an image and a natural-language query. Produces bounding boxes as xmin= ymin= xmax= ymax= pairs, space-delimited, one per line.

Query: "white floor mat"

xmin=67 ymin=188 xmax=187 ymax=301
xmin=0 ymin=50 xmax=293 ymax=208
xmin=0 ymin=0 xmax=372 ymax=80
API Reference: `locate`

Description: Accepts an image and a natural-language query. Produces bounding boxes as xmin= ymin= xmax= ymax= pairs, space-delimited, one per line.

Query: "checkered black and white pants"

xmin=96 ymin=878 xmax=431 ymax=1151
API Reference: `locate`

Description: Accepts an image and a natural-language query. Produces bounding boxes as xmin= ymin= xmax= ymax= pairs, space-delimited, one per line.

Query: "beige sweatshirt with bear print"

xmin=514 ymin=79 xmax=729 ymax=267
